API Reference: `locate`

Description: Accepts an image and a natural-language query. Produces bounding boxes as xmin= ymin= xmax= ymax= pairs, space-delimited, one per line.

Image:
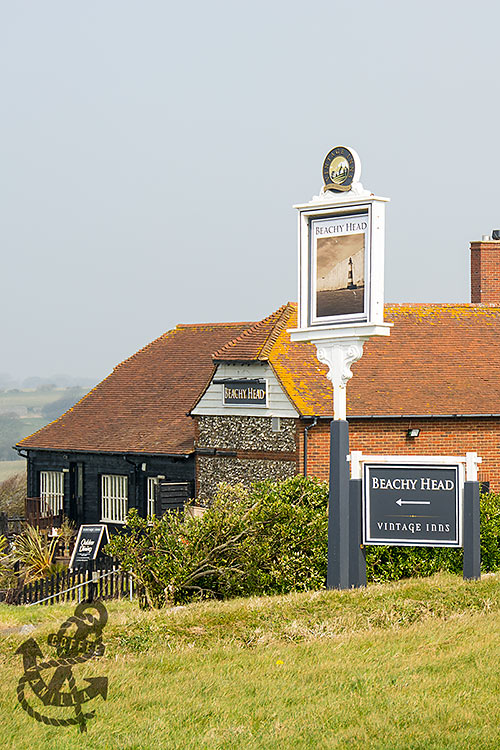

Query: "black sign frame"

xmin=69 ymin=524 xmax=110 ymax=569
xmin=221 ymin=379 xmax=268 ymax=407
xmin=362 ymin=462 xmax=463 ymax=548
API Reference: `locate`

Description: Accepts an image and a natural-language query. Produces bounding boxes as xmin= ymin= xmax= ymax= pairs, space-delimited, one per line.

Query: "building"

xmin=17 ymin=237 xmax=500 ymax=525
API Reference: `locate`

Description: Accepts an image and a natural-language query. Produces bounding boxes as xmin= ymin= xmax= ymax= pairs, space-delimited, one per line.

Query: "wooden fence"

xmin=1 ymin=559 xmax=136 ymax=606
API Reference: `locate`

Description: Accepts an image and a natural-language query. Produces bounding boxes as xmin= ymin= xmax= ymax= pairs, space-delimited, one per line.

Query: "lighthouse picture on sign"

xmin=311 ymin=210 xmax=369 ymax=322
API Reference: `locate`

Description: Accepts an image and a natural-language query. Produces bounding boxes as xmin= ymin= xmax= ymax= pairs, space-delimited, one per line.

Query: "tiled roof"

xmin=269 ymin=303 xmax=500 ymax=417
xmin=212 ymin=304 xmax=294 ymax=361
xmin=18 ymin=321 xmax=252 ymax=455
xmin=19 ymin=302 xmax=500 ymax=456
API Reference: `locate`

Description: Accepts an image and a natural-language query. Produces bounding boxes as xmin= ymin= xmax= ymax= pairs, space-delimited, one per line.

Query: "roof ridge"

xmin=212 ymin=304 xmax=290 ymax=361
xmin=258 ymin=303 xmax=296 ymax=359
xmin=176 ymin=321 xmax=255 ymax=329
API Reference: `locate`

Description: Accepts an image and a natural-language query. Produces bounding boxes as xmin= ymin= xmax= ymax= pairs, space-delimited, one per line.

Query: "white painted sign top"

xmin=288 ymin=147 xmax=392 ymax=418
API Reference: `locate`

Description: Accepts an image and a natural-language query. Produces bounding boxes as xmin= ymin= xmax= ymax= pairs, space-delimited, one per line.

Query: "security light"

xmin=407 ymin=428 xmax=420 ymax=438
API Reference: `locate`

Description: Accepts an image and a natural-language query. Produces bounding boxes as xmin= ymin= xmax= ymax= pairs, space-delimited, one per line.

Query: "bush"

xmin=106 ymin=476 xmax=328 ymax=607
xmin=106 ymin=479 xmax=500 ymax=608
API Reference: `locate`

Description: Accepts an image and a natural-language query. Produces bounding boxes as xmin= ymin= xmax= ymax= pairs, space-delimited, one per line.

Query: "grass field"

xmin=1 ymin=573 xmax=500 ymax=748
xmin=0 ymin=388 xmax=66 ymax=412
xmin=0 ymin=460 xmax=25 ymax=483
xmin=0 ymin=387 xmax=89 ymax=460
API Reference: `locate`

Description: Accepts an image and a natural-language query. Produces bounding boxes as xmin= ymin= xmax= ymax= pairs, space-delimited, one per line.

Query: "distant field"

xmin=0 ymin=388 xmax=82 ymax=414
xmin=0 ymin=387 xmax=90 ymax=460
xmin=0 ymin=460 xmax=26 ymax=483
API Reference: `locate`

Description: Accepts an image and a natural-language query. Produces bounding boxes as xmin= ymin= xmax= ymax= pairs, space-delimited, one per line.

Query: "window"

xmin=40 ymin=471 xmax=64 ymax=516
xmin=147 ymin=477 xmax=158 ymax=518
xmin=101 ymin=475 xmax=128 ymax=523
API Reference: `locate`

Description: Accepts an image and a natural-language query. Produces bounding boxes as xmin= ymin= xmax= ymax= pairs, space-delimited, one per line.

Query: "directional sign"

xmin=363 ymin=463 xmax=462 ymax=547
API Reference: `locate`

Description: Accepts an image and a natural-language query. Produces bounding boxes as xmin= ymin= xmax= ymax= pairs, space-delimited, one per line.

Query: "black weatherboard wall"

xmin=26 ymin=450 xmax=195 ymax=527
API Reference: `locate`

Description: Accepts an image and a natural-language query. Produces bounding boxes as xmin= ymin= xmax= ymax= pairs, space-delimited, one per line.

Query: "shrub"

xmin=106 ymin=476 xmax=328 ymax=607
xmin=106 ymin=479 xmax=500 ymax=608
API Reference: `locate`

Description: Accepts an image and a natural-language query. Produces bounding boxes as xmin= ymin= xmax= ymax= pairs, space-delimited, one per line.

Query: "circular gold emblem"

xmin=322 ymin=146 xmax=357 ymax=192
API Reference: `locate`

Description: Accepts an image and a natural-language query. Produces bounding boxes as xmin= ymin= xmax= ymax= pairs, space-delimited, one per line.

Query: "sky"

xmin=2 ymin=1 xmax=500 ymax=383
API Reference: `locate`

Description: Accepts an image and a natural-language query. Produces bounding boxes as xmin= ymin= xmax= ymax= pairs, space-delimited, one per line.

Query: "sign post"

xmin=290 ymin=147 xmax=482 ymax=588
xmin=289 ymin=146 xmax=391 ymax=589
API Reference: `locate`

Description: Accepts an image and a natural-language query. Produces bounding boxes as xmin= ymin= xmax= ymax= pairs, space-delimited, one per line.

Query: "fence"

xmin=25 ymin=497 xmax=62 ymax=530
xmin=1 ymin=559 xmax=136 ymax=606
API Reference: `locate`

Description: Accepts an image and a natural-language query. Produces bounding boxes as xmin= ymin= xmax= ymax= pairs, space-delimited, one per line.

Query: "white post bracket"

xmin=315 ymin=338 xmax=366 ymax=420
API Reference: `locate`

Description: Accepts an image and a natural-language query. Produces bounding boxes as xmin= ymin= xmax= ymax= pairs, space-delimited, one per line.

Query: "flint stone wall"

xmin=197 ymin=456 xmax=297 ymax=500
xmin=196 ymin=415 xmax=296 ymax=452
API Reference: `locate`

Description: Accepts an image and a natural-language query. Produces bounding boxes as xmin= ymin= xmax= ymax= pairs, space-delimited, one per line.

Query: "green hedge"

xmin=106 ymin=478 xmax=500 ymax=608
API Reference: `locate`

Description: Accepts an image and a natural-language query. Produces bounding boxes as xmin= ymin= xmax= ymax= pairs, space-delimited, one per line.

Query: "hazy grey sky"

xmin=2 ymin=1 xmax=500 ymax=381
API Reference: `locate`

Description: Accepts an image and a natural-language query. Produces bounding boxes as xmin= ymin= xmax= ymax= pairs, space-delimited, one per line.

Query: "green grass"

xmin=0 ymin=460 xmax=25 ymax=483
xmin=1 ymin=573 xmax=500 ymax=748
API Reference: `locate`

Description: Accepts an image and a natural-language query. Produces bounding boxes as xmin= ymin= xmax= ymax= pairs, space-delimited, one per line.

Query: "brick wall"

xmin=471 ymin=240 xmax=500 ymax=303
xmin=300 ymin=418 xmax=500 ymax=489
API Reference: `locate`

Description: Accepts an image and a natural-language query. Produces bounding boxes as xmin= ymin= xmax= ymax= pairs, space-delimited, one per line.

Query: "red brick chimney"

xmin=471 ymin=235 xmax=500 ymax=303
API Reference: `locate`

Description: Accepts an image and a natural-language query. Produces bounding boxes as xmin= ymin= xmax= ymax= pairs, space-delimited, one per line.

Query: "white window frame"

xmin=40 ymin=471 xmax=64 ymax=517
xmin=147 ymin=477 xmax=158 ymax=518
xmin=101 ymin=474 xmax=128 ymax=523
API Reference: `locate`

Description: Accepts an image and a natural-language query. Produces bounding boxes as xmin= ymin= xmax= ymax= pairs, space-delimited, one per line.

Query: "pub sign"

xmin=222 ymin=379 xmax=267 ymax=406
xmin=292 ymin=146 xmax=389 ymax=335
xmin=363 ymin=462 xmax=463 ymax=547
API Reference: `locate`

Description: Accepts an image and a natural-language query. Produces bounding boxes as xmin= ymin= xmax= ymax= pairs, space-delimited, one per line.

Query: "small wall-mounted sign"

xmin=222 ymin=379 xmax=267 ymax=406
xmin=363 ymin=462 xmax=462 ymax=547
xmin=69 ymin=524 xmax=110 ymax=569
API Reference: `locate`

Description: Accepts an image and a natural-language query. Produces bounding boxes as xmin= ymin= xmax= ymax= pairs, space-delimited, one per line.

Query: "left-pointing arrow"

xmin=396 ymin=499 xmax=431 ymax=506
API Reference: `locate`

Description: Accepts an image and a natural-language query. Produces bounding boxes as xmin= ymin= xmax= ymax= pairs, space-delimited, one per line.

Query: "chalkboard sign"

xmin=69 ymin=525 xmax=110 ymax=569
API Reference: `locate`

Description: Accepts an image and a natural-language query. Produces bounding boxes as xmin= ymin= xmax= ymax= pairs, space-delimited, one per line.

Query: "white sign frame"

xmin=292 ymin=195 xmax=389 ymax=336
xmin=350 ymin=452 xmax=482 ymax=548
xmin=362 ymin=461 xmax=463 ymax=547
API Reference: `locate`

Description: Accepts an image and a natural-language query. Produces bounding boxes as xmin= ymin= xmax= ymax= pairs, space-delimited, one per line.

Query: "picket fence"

xmin=2 ymin=559 xmax=136 ymax=606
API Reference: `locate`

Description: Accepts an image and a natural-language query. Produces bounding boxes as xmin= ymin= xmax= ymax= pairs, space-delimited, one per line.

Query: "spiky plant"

xmin=12 ymin=525 xmax=59 ymax=582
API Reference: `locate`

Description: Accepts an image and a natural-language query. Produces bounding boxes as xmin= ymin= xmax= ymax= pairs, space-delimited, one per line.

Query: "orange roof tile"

xmin=212 ymin=304 xmax=294 ymax=361
xmin=18 ymin=321 xmax=252 ymax=454
xmin=270 ymin=303 xmax=500 ymax=417
xmin=19 ymin=302 xmax=500 ymax=457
